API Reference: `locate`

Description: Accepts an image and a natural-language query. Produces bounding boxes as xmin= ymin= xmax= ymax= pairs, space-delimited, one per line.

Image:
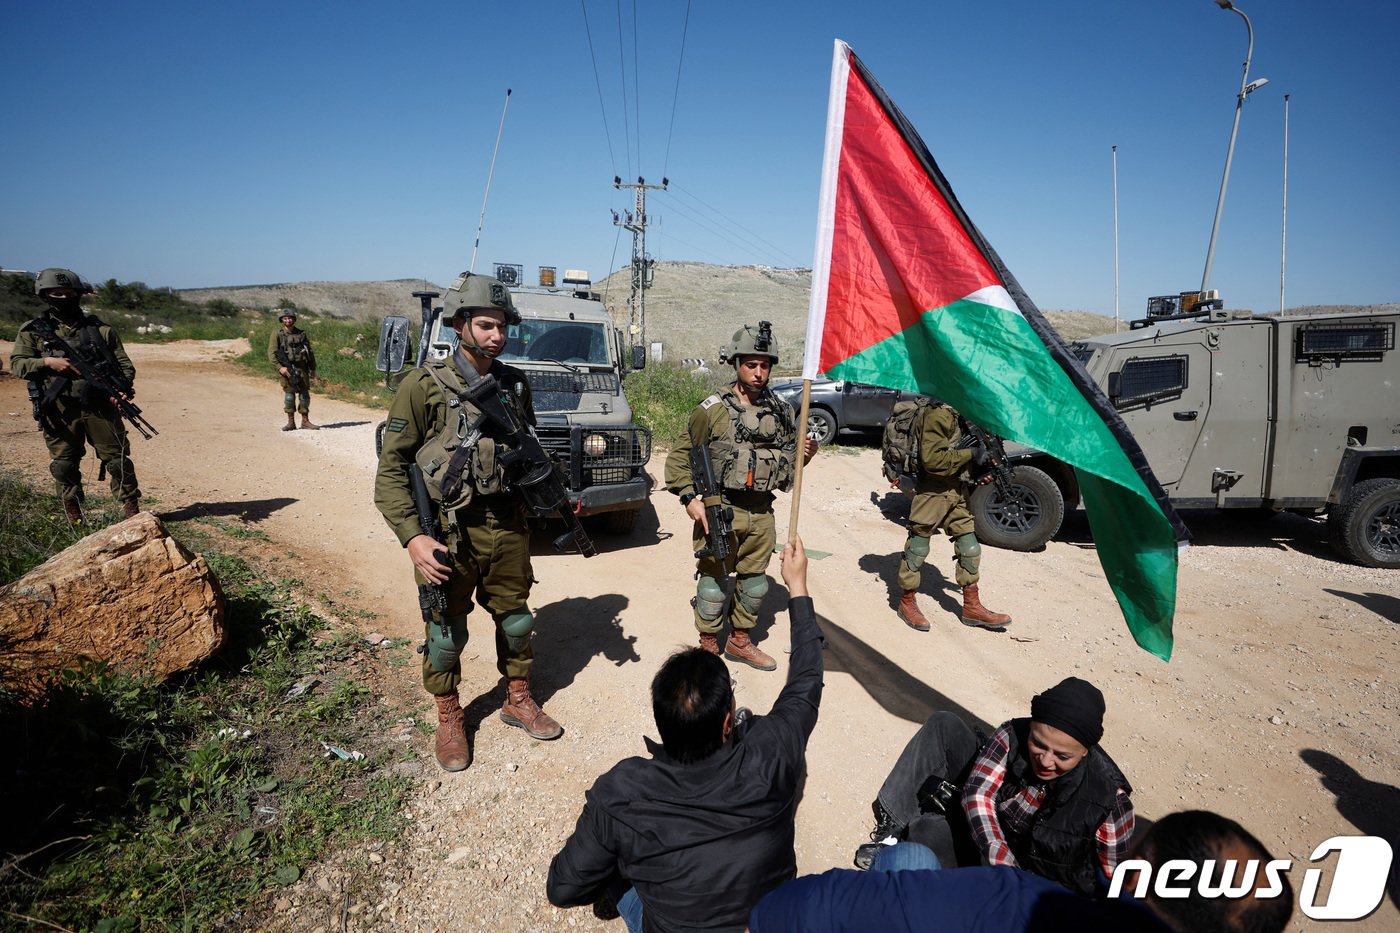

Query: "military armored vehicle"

xmin=377 ymin=269 xmax=653 ymax=533
xmin=970 ymin=301 xmax=1400 ymax=568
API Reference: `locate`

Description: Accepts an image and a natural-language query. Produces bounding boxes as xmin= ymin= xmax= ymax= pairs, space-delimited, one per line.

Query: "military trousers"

xmin=418 ymin=502 xmax=534 ymax=696
xmin=42 ymin=402 xmax=140 ymax=505
xmin=279 ymin=369 xmax=312 ymax=414
xmin=900 ymin=484 xmax=977 ymax=590
xmin=691 ymin=500 xmax=775 ymax=634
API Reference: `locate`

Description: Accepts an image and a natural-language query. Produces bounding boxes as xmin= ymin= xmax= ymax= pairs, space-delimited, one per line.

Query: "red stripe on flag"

xmin=821 ymin=65 xmax=1000 ymax=374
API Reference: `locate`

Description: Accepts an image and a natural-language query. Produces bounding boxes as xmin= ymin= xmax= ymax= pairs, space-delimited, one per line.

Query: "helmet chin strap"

xmin=459 ymin=312 xmax=502 ymax=360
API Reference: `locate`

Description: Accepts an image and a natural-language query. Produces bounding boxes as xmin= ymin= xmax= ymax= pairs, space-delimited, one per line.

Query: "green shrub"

xmin=625 ymin=362 xmax=726 ymax=446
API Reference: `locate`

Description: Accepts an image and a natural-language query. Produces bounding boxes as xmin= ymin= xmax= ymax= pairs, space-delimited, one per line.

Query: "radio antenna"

xmin=469 ymin=88 xmax=512 ymax=274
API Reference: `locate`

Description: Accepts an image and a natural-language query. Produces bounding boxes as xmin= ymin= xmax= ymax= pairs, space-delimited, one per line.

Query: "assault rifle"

xmin=408 ymin=463 xmax=450 ymax=629
xmin=955 ymin=416 xmax=1015 ymax=501
xmin=274 ymin=344 xmax=304 ymax=392
xmin=463 ymin=374 xmax=597 ymax=558
xmin=32 ymin=316 xmax=158 ymax=439
xmin=688 ymin=444 xmax=735 ymax=565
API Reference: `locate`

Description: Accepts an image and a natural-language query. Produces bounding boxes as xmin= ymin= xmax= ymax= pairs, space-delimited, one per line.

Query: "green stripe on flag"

xmin=828 ymin=298 xmax=1178 ymax=659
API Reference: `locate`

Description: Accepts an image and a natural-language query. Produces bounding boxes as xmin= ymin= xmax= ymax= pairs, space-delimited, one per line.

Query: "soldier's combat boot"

xmin=699 ymin=632 xmax=721 ymax=656
xmin=62 ymin=499 xmax=83 ymax=525
xmin=897 ymin=590 xmax=931 ymax=632
xmin=961 ymin=584 xmax=1012 ymax=630
xmin=723 ymin=628 xmax=777 ymax=672
xmin=432 ymin=693 xmax=471 ymax=772
xmin=299 ymin=415 xmax=319 ymax=430
xmin=500 ymin=678 xmax=563 ymax=740
xmin=122 ymin=499 xmax=140 ymax=519
xmin=282 ymin=413 xmax=296 ymax=432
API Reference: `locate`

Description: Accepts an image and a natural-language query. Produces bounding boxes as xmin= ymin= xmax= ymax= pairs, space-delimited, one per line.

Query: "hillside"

xmin=178 ymin=263 xmax=1394 ymax=366
xmin=178 ymin=279 xmax=444 ymax=321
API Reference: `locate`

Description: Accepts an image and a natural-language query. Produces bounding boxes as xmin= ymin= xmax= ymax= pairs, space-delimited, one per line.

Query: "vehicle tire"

xmin=1328 ymin=477 xmax=1400 ymax=568
xmin=806 ymin=407 xmax=837 ymax=445
xmin=375 ymin=419 xmax=388 ymax=458
xmin=968 ymin=465 xmax=1065 ymax=551
xmin=602 ymin=507 xmax=641 ymax=535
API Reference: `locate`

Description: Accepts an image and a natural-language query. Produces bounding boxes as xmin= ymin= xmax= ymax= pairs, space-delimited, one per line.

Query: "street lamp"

xmin=1201 ymin=0 xmax=1269 ymax=296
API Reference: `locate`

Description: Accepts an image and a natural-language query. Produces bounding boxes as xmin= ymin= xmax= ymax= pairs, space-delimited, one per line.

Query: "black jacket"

xmin=998 ymin=718 xmax=1132 ymax=896
xmin=547 ymin=596 xmax=824 ymax=933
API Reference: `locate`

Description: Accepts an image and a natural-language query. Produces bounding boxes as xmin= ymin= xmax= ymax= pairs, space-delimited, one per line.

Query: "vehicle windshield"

xmin=500 ymin=320 xmax=610 ymax=366
xmin=433 ymin=318 xmax=612 ymax=366
xmin=1069 ymin=342 xmax=1097 ymax=366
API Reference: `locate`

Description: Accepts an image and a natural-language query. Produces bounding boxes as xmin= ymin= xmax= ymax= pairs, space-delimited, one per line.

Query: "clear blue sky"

xmin=4 ymin=0 xmax=1396 ymax=316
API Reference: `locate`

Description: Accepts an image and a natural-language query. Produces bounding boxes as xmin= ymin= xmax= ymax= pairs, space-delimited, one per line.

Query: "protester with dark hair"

xmin=1129 ymin=810 xmax=1295 ymax=933
xmin=752 ymin=809 xmax=1293 ymax=933
xmin=547 ymin=537 xmax=821 ymax=933
xmin=853 ymin=677 xmax=1133 ymax=897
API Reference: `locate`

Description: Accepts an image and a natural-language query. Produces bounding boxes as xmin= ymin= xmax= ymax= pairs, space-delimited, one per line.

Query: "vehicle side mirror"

xmin=631 ymin=345 xmax=647 ymax=371
xmin=1106 ymin=371 xmax=1122 ymax=401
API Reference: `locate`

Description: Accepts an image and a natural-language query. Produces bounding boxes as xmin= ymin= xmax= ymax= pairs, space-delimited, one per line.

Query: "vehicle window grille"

xmin=1115 ymin=355 xmax=1187 ymax=409
xmin=520 ymin=370 xmax=620 ymax=412
xmin=1295 ymin=322 xmax=1393 ymax=364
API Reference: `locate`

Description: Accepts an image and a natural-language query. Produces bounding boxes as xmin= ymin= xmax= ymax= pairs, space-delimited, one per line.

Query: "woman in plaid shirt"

xmin=854 ymin=677 xmax=1133 ymax=896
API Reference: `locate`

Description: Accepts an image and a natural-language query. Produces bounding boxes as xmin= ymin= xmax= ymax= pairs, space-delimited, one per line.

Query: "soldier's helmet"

xmin=277 ymin=309 xmax=297 ymax=322
xmin=444 ymin=271 xmax=521 ymax=326
xmin=34 ymin=268 xmax=91 ymax=296
xmin=719 ymin=320 xmax=779 ymax=365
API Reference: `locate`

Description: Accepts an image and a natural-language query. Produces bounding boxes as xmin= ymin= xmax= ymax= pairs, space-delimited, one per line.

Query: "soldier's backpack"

xmin=881 ymin=397 xmax=934 ymax=486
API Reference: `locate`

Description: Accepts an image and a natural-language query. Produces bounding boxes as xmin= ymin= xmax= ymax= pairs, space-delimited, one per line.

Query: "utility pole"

xmin=612 ymin=175 xmax=668 ymax=353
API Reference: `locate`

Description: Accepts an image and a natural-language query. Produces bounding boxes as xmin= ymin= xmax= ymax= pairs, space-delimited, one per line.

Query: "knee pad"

xmin=693 ymin=576 xmax=727 ymax=622
xmin=50 ymin=458 xmax=80 ymax=484
xmin=284 ymin=392 xmax=296 ymax=410
xmin=498 ymin=608 xmax=534 ymax=653
xmin=903 ymin=534 xmax=931 ymax=572
xmin=736 ymin=573 xmax=769 ymax=615
xmin=424 ymin=615 xmax=468 ymax=672
xmin=954 ymin=533 xmax=981 ymax=576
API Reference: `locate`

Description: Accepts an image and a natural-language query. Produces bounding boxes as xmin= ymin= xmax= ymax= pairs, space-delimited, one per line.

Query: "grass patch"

xmin=234 ymin=318 xmax=396 ymax=410
xmin=625 ymin=362 xmax=726 ymax=447
xmin=0 ymin=471 xmax=411 ymax=931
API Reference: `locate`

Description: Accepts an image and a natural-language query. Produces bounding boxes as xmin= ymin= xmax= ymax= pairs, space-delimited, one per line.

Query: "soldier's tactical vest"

xmin=702 ymin=388 xmax=798 ymax=494
xmin=277 ymin=329 xmax=313 ymax=366
xmin=413 ymin=360 xmax=528 ymax=514
xmin=34 ymin=314 xmax=120 ymax=406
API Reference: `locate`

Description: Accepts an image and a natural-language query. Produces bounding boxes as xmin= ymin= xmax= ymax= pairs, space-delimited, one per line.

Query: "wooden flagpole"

xmin=787 ymin=378 xmax=813 ymax=546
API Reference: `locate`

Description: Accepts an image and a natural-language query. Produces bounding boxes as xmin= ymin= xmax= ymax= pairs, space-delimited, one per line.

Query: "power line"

xmin=661 ymin=0 xmax=692 ymax=178
xmin=666 ymin=183 xmax=807 ymax=267
xmin=615 ymin=0 xmax=632 ymax=179
xmin=631 ymin=0 xmax=642 ymax=174
xmin=578 ymin=0 xmax=619 ymax=173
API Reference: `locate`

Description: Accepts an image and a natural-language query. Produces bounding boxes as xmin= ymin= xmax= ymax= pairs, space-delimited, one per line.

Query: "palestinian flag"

xmin=804 ymin=40 xmax=1189 ymax=660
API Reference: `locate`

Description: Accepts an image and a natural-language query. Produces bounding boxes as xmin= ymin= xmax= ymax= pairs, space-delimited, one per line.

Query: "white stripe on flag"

xmin=803 ymin=38 xmax=851 ymax=381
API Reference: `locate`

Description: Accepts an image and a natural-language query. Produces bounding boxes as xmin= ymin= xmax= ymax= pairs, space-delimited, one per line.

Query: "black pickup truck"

xmin=769 ymin=377 xmax=917 ymax=445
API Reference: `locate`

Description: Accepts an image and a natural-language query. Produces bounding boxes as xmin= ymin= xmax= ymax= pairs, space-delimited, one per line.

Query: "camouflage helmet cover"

xmin=35 ymin=268 xmax=91 ymax=296
xmin=720 ymin=320 xmax=779 ymax=365
xmin=444 ymin=271 xmax=521 ymax=326
xmin=277 ymin=309 xmax=297 ymax=322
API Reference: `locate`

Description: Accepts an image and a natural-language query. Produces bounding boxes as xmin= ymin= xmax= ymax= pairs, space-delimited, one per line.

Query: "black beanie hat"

xmin=1030 ymin=677 xmax=1105 ymax=748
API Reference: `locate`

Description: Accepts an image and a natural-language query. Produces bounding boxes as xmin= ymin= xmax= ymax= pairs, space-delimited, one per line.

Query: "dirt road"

xmin=2 ymin=340 xmax=1397 ymax=931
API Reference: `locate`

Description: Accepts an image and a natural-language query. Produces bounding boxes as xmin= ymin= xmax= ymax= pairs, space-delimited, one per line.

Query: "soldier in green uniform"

xmin=895 ymin=401 xmax=1012 ymax=632
xmin=664 ymin=321 xmax=818 ymax=671
xmin=374 ymin=272 xmax=561 ymax=774
xmin=268 ymin=310 xmax=318 ymax=431
xmin=10 ymin=268 xmax=142 ymax=524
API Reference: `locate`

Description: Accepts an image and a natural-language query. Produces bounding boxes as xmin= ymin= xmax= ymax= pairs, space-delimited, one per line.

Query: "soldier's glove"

xmin=969 ymin=445 xmax=992 ymax=470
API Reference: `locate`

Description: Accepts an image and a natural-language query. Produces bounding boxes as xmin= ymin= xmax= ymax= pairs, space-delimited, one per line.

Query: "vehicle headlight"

xmin=583 ymin=433 xmax=609 ymax=457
